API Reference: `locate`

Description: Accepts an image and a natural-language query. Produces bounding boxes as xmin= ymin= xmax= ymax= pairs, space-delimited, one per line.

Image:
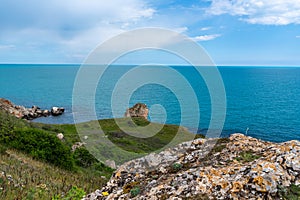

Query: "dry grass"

xmin=0 ymin=148 xmax=107 ymax=200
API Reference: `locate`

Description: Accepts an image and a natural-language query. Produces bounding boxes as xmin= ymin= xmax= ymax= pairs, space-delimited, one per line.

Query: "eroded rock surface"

xmin=85 ymin=134 xmax=300 ymax=200
xmin=124 ymin=103 xmax=148 ymax=120
xmin=0 ymin=98 xmax=64 ymax=120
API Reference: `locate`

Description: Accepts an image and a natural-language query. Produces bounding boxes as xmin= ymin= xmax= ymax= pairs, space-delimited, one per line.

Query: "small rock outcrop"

xmin=0 ymin=98 xmax=64 ymax=120
xmin=85 ymin=134 xmax=300 ymax=200
xmin=51 ymin=107 xmax=65 ymax=116
xmin=124 ymin=103 xmax=148 ymax=120
xmin=71 ymin=142 xmax=86 ymax=152
xmin=56 ymin=133 xmax=64 ymax=140
xmin=105 ymin=160 xmax=116 ymax=169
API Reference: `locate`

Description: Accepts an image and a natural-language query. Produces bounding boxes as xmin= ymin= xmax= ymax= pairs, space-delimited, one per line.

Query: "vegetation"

xmin=0 ymin=109 xmax=197 ymax=199
xmin=278 ymin=184 xmax=300 ymax=200
xmin=172 ymin=163 xmax=183 ymax=172
xmin=130 ymin=186 xmax=141 ymax=197
xmin=0 ymin=148 xmax=105 ymax=200
xmin=123 ymin=182 xmax=140 ymax=194
xmin=235 ymin=151 xmax=261 ymax=163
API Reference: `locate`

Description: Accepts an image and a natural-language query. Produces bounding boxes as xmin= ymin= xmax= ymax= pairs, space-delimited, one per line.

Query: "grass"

xmin=278 ymin=184 xmax=300 ymax=200
xmin=235 ymin=151 xmax=261 ymax=163
xmin=0 ymin=147 xmax=107 ymax=200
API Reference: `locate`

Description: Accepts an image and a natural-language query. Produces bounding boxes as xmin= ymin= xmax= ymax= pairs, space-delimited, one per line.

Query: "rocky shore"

xmin=0 ymin=98 xmax=64 ymax=120
xmin=85 ymin=134 xmax=300 ymax=200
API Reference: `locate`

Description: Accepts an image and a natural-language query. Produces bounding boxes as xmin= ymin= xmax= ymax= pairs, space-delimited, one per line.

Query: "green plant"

xmin=130 ymin=186 xmax=141 ymax=197
xmin=123 ymin=182 xmax=139 ymax=194
xmin=172 ymin=163 xmax=183 ymax=171
xmin=235 ymin=151 xmax=261 ymax=163
xmin=52 ymin=186 xmax=86 ymax=200
xmin=73 ymin=148 xmax=98 ymax=168
xmin=0 ymin=144 xmax=7 ymax=155
xmin=9 ymin=128 xmax=74 ymax=170
xmin=278 ymin=184 xmax=300 ymax=200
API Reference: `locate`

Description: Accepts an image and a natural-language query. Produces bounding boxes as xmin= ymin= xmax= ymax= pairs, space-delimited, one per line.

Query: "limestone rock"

xmin=84 ymin=133 xmax=300 ymax=200
xmin=72 ymin=142 xmax=86 ymax=152
xmin=124 ymin=103 xmax=148 ymax=120
xmin=57 ymin=133 xmax=64 ymax=140
xmin=51 ymin=107 xmax=65 ymax=116
xmin=0 ymin=98 xmax=64 ymax=120
xmin=105 ymin=160 xmax=116 ymax=169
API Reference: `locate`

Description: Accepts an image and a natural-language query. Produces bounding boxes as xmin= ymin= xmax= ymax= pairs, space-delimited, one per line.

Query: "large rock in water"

xmin=84 ymin=134 xmax=300 ymax=200
xmin=51 ymin=107 xmax=65 ymax=116
xmin=124 ymin=103 xmax=148 ymax=120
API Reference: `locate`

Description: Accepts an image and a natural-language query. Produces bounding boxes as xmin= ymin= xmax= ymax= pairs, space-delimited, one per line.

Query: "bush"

xmin=73 ymin=148 xmax=98 ymax=168
xmin=8 ymin=128 xmax=74 ymax=170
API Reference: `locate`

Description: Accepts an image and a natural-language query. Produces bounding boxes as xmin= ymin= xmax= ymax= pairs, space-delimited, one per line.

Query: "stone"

xmin=105 ymin=160 xmax=116 ymax=169
xmin=51 ymin=107 xmax=65 ymax=116
xmin=71 ymin=142 xmax=86 ymax=152
xmin=0 ymin=98 xmax=63 ymax=120
xmin=124 ymin=103 xmax=148 ymax=120
xmin=43 ymin=110 xmax=50 ymax=116
xmin=57 ymin=133 xmax=64 ymax=140
xmin=84 ymin=133 xmax=300 ymax=200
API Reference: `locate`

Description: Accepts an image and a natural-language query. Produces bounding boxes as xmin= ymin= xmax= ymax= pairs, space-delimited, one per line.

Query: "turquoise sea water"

xmin=0 ymin=64 xmax=299 ymax=142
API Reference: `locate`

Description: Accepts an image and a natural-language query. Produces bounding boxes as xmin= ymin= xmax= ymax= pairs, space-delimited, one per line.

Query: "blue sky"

xmin=0 ymin=0 xmax=300 ymax=66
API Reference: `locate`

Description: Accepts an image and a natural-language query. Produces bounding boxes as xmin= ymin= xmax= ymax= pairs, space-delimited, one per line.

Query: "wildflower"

xmin=102 ymin=191 xmax=109 ymax=196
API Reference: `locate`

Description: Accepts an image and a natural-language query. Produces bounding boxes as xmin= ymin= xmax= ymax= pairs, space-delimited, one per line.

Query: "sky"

xmin=0 ymin=0 xmax=300 ymax=66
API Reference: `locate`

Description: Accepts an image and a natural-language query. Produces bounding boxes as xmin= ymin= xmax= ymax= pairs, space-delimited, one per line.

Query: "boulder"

xmin=124 ymin=103 xmax=148 ymax=120
xmin=0 ymin=98 xmax=64 ymax=120
xmin=42 ymin=110 xmax=50 ymax=117
xmin=51 ymin=107 xmax=65 ymax=116
xmin=72 ymin=142 xmax=86 ymax=152
xmin=105 ymin=160 xmax=116 ymax=169
xmin=57 ymin=133 xmax=64 ymax=140
xmin=84 ymin=134 xmax=300 ymax=200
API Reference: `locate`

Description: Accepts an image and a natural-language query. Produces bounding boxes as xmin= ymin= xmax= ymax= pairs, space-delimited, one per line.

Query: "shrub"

xmin=73 ymin=148 xmax=98 ymax=168
xmin=8 ymin=128 xmax=74 ymax=170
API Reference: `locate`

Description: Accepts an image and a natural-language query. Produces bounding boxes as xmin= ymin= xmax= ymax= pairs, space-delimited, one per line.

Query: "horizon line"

xmin=0 ymin=63 xmax=300 ymax=67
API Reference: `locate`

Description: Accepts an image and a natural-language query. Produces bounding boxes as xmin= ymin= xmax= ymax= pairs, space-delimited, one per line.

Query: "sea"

xmin=0 ymin=64 xmax=299 ymax=143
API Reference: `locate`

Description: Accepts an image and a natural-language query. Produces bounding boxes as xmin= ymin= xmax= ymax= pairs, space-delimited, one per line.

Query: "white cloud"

xmin=208 ymin=0 xmax=300 ymax=25
xmin=200 ymin=27 xmax=212 ymax=31
xmin=193 ymin=34 xmax=221 ymax=41
xmin=0 ymin=0 xmax=156 ymax=62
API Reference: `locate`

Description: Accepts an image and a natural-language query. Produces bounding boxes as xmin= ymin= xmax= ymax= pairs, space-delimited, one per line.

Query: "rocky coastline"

xmin=0 ymin=98 xmax=64 ymax=120
xmin=85 ymin=134 xmax=300 ymax=200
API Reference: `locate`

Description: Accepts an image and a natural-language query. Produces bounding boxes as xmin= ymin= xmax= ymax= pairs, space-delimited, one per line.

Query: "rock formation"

xmin=0 ymin=98 xmax=64 ymax=120
xmin=71 ymin=142 xmax=86 ymax=152
xmin=57 ymin=133 xmax=64 ymax=140
xmin=85 ymin=134 xmax=300 ymax=200
xmin=51 ymin=107 xmax=65 ymax=116
xmin=124 ymin=103 xmax=148 ymax=120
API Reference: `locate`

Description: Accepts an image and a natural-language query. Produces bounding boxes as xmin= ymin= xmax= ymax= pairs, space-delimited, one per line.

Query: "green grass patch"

xmin=278 ymin=184 xmax=300 ymax=200
xmin=235 ymin=151 xmax=261 ymax=163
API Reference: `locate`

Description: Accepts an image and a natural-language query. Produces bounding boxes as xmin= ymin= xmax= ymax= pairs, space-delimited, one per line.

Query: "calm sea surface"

xmin=0 ymin=64 xmax=299 ymax=142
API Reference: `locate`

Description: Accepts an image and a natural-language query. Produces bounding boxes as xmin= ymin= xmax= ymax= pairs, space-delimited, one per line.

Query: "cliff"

xmin=85 ymin=134 xmax=300 ymax=200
